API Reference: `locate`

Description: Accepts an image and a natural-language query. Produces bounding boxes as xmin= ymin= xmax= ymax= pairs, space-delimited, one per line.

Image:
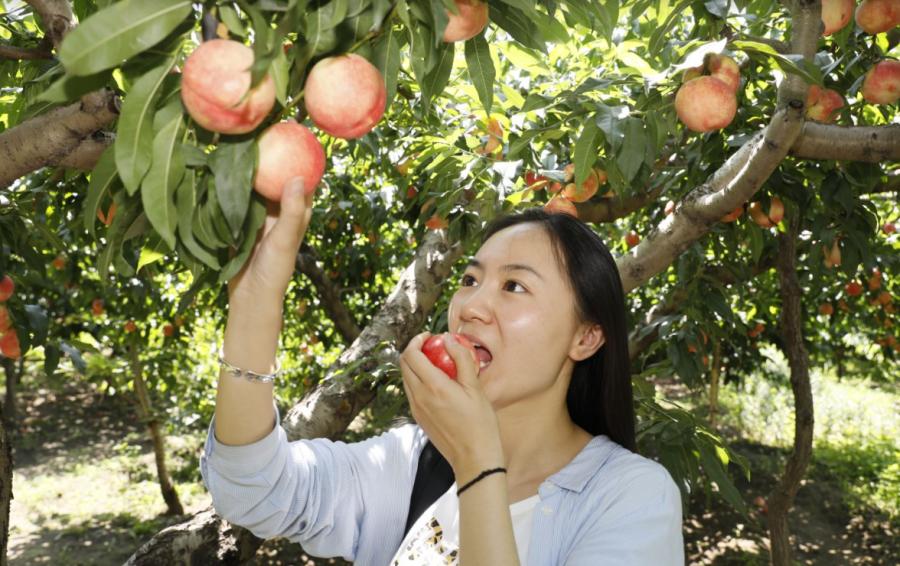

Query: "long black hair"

xmin=482 ymin=208 xmax=635 ymax=451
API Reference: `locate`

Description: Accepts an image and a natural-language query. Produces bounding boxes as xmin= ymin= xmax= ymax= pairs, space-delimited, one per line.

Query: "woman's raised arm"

xmin=214 ymin=176 xmax=314 ymax=446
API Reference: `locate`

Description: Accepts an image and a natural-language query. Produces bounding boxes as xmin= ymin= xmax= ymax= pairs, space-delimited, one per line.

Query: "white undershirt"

xmin=390 ymin=484 xmax=541 ymax=565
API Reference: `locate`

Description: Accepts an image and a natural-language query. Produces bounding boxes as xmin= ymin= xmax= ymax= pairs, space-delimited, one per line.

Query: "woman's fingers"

xmin=266 ymin=177 xmax=313 ymax=251
xmin=443 ymin=334 xmax=480 ymax=387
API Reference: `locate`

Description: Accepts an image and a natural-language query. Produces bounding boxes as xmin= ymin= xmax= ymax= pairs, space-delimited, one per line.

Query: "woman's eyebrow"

xmin=466 ymin=258 xmax=544 ymax=280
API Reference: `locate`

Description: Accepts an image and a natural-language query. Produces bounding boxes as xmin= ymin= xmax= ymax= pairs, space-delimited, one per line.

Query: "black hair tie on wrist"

xmin=456 ymin=467 xmax=507 ymax=496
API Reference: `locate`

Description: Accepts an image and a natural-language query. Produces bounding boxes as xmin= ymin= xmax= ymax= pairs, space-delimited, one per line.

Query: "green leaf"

xmin=218 ymin=3 xmax=247 ymax=37
xmin=697 ymin=440 xmax=747 ymax=513
xmin=137 ymin=236 xmax=168 ymax=271
xmin=218 ymin=198 xmax=267 ymax=284
xmin=464 ymin=35 xmax=495 ymax=115
xmin=210 ymin=139 xmax=256 ymax=238
xmin=98 ymin=192 xmax=140 ymax=280
xmin=421 ymin=43 xmax=454 ymax=106
xmin=733 ymin=40 xmax=821 ymax=84
xmin=573 ymin=119 xmax=602 ymax=186
xmin=270 ymin=45 xmax=290 ymax=106
xmin=617 ymin=118 xmax=646 ymax=183
xmin=490 ymin=2 xmax=546 ymax=52
xmin=176 ymin=171 xmax=220 ymax=269
xmin=373 ymin=26 xmax=403 ymax=106
xmin=24 ymin=305 xmax=49 ymax=345
xmin=37 ymin=71 xmax=111 ymax=104
xmin=116 ymin=58 xmax=176 ymax=194
xmin=84 ymin=146 xmax=118 ymax=238
xmin=59 ymin=0 xmax=192 ymax=76
xmin=593 ymin=105 xmax=628 ymax=151
xmin=141 ymin=113 xmax=184 ymax=251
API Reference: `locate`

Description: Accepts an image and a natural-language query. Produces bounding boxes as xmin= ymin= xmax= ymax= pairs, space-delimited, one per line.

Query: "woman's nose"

xmin=457 ymin=285 xmax=492 ymax=324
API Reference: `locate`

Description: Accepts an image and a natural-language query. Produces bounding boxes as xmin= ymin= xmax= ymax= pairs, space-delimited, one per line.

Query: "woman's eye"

xmin=461 ymin=274 xmax=477 ymax=286
xmin=504 ymin=280 xmax=525 ymax=292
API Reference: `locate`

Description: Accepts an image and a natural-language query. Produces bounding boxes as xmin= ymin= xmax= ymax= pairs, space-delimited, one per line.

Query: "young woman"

xmin=202 ymin=177 xmax=684 ymax=565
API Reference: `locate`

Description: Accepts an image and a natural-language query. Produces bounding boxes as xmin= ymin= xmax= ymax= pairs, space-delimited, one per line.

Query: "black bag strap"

xmin=403 ymin=440 xmax=455 ymax=538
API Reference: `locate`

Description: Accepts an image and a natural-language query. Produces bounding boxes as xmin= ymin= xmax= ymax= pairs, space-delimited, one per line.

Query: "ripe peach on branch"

xmin=180 ymin=39 xmax=276 ymax=135
xmin=855 ymin=0 xmax=899 ymax=34
xmin=821 ymin=0 xmax=854 ymax=35
xmin=805 ymin=85 xmax=844 ymax=123
xmin=304 ymin=54 xmax=387 ymax=139
xmin=675 ymin=76 xmax=737 ymax=132
xmin=862 ymin=60 xmax=900 ymax=105
xmin=442 ymin=0 xmax=489 ymax=42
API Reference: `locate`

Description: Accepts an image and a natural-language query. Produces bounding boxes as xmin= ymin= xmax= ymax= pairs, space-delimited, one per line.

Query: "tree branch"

xmin=24 ymin=0 xmax=74 ymax=50
xmin=616 ymin=103 xmax=805 ymax=293
xmin=53 ymin=131 xmax=114 ymax=170
xmin=577 ymin=185 xmax=665 ymax=223
xmin=282 ymin=230 xmax=463 ymax=441
xmin=0 ymin=42 xmax=52 ymax=60
xmin=627 ymin=252 xmax=776 ymax=361
xmin=296 ymin=245 xmax=361 ymax=344
xmin=790 ymin=123 xmax=900 ymax=162
xmin=0 ymin=90 xmax=119 ymax=189
xmin=615 ymin=0 xmax=819 ymax=293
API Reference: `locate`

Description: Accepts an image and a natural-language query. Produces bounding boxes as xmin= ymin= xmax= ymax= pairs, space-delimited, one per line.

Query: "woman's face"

xmin=448 ymin=223 xmax=600 ymax=409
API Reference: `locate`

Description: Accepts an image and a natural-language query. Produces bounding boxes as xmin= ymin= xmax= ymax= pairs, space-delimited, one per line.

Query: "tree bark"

xmin=129 ymin=344 xmax=184 ymax=516
xmin=768 ymin=210 xmax=815 ymax=566
xmin=789 ymin=123 xmax=900 ymax=163
xmin=0 ymin=90 xmax=119 ymax=189
xmin=296 ymin=245 xmax=361 ymax=344
xmin=24 ymin=0 xmax=74 ymax=50
xmin=1 ymin=359 xmax=16 ymax=424
xmin=0 ymin=398 xmax=10 ymax=566
xmin=126 ymin=230 xmax=462 ymax=564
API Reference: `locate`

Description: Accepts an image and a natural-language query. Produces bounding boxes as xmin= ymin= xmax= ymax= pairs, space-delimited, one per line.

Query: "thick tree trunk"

xmin=1 ymin=359 xmax=15 ymax=424
xmin=0 ymin=400 xmax=11 ymax=566
xmin=768 ymin=210 xmax=815 ymax=565
xmin=129 ymin=344 xmax=184 ymax=516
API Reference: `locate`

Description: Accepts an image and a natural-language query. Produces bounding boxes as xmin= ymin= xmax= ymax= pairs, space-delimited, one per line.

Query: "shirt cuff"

xmin=204 ymin=403 xmax=284 ymax=477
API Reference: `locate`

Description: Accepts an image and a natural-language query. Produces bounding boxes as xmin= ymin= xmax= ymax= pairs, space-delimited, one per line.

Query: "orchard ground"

xmin=5 ymin=353 xmax=898 ymax=565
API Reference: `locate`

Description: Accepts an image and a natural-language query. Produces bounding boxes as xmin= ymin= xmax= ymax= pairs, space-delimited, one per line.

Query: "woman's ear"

xmin=569 ymin=323 xmax=605 ymax=362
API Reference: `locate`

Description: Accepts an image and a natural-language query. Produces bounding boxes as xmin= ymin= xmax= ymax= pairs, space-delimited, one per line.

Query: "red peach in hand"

xmin=181 ymin=39 xmax=276 ymax=134
xmin=862 ymin=60 xmax=900 ymax=105
xmin=675 ymin=76 xmax=737 ymax=132
xmin=304 ymin=54 xmax=387 ymax=139
xmin=253 ymin=122 xmax=326 ymax=201
xmin=442 ymin=0 xmax=490 ymax=42
xmin=421 ymin=333 xmax=478 ymax=379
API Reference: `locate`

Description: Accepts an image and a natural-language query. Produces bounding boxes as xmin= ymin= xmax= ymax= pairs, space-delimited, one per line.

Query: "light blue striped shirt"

xmin=201 ymin=408 xmax=684 ymax=565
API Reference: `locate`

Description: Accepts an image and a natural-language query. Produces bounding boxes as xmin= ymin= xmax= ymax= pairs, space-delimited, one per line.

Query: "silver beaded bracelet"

xmin=218 ymin=349 xmax=282 ymax=384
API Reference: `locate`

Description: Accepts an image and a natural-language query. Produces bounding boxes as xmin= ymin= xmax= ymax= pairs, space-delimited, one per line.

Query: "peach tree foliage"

xmin=0 ymin=0 xmax=898 ymax=522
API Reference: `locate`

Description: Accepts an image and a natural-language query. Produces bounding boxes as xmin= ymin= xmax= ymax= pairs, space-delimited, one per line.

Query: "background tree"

xmin=1 ymin=0 xmax=898 ymax=564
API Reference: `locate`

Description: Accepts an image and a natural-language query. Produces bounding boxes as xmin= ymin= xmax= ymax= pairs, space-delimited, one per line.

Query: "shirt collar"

xmin=544 ymin=434 xmax=620 ymax=493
